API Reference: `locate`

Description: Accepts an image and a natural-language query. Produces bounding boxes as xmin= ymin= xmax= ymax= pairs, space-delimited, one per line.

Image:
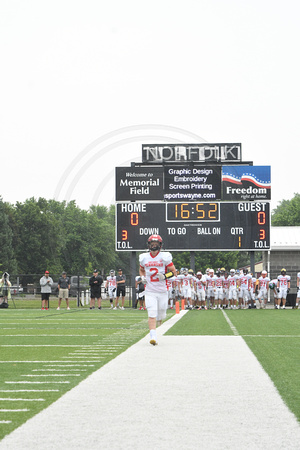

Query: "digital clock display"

xmin=116 ymin=202 xmax=270 ymax=251
xmin=166 ymin=203 xmax=220 ymax=222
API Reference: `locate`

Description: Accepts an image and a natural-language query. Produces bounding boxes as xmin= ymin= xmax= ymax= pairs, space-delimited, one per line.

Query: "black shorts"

xmin=117 ymin=286 xmax=126 ymax=297
xmin=90 ymin=289 xmax=101 ymax=299
xmin=41 ymin=293 xmax=50 ymax=301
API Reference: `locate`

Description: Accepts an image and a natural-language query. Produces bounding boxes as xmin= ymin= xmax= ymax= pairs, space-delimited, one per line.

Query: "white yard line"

xmin=1 ymin=310 xmax=300 ymax=450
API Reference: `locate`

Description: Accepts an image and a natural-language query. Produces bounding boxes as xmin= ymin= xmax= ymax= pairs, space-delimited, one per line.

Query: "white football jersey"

xmin=259 ymin=276 xmax=270 ymax=289
xmin=139 ymin=251 xmax=173 ymax=293
xmin=106 ymin=276 xmax=116 ymax=288
xmin=277 ymin=274 xmax=290 ymax=288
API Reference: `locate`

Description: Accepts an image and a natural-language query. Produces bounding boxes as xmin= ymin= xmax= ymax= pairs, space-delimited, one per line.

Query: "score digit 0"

xmin=130 ymin=212 xmax=139 ymax=225
xmin=258 ymin=211 xmax=266 ymax=240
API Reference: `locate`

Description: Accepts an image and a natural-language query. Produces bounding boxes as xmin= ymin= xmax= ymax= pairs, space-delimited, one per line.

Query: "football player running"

xmin=139 ymin=235 xmax=176 ymax=346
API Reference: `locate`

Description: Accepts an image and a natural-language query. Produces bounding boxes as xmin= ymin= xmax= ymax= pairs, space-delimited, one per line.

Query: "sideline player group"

xmin=158 ymin=267 xmax=292 ymax=311
xmin=38 ymin=234 xmax=299 ymax=346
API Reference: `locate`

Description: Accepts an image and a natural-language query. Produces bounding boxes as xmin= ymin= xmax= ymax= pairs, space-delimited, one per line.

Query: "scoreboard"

xmin=116 ymin=201 xmax=270 ymax=251
xmin=115 ymin=150 xmax=271 ymax=252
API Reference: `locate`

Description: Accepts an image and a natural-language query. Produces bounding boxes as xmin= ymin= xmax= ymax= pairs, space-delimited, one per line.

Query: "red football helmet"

xmin=147 ymin=234 xmax=163 ymax=250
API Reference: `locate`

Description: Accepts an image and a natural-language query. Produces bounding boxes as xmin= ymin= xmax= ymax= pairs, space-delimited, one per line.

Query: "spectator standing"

xmin=89 ymin=269 xmax=103 ymax=310
xmin=57 ymin=272 xmax=71 ymax=310
xmin=296 ymin=271 xmax=300 ymax=309
xmin=0 ymin=272 xmax=11 ymax=307
xmin=135 ymin=275 xmax=145 ymax=310
xmin=114 ymin=269 xmax=126 ymax=310
xmin=40 ymin=270 xmax=53 ymax=310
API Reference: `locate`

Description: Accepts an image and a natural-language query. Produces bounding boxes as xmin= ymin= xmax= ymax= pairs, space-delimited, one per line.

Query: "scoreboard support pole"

xmin=190 ymin=252 xmax=195 ymax=273
xmin=130 ymin=252 xmax=136 ymax=308
xmin=250 ymin=252 xmax=255 ymax=276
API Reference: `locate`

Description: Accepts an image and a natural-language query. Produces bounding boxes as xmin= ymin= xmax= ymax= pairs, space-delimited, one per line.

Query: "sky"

xmin=1 ymin=0 xmax=299 ymax=213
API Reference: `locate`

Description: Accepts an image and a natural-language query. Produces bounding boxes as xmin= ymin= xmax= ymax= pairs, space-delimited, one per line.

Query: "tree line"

xmin=0 ymin=195 xmax=297 ymax=284
xmin=0 ymin=198 xmax=127 ymax=280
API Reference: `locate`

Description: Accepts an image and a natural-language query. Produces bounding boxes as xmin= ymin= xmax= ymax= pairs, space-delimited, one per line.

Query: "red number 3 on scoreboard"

xmin=150 ymin=268 xmax=159 ymax=282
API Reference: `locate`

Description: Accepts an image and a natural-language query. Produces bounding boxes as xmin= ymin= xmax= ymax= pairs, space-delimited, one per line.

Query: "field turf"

xmin=0 ymin=305 xmax=157 ymax=440
xmin=166 ymin=309 xmax=300 ymax=423
xmin=0 ymin=304 xmax=299 ymax=441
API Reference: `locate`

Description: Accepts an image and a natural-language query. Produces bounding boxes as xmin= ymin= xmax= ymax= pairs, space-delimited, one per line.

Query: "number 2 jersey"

xmin=139 ymin=251 xmax=173 ymax=293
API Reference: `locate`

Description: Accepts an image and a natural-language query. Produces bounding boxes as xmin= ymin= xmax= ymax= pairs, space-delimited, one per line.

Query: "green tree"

xmin=86 ymin=205 xmax=116 ymax=273
xmin=13 ymin=198 xmax=63 ymax=274
xmin=272 ymin=193 xmax=300 ymax=226
xmin=172 ymin=251 xmax=241 ymax=273
xmin=0 ymin=199 xmax=17 ymax=274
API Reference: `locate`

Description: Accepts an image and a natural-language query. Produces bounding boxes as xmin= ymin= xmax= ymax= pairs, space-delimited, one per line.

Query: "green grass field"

xmin=0 ymin=304 xmax=158 ymax=440
xmin=0 ymin=305 xmax=299 ymax=441
xmin=167 ymin=309 xmax=300 ymax=422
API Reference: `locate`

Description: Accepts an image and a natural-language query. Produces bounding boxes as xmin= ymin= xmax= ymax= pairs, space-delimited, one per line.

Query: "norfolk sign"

xmin=142 ymin=143 xmax=242 ymax=163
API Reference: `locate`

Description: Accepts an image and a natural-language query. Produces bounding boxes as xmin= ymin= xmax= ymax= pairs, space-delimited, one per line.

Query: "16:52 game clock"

xmin=116 ymin=201 xmax=270 ymax=251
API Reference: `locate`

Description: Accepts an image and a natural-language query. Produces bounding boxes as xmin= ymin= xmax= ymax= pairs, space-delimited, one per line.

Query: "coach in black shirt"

xmin=115 ymin=269 xmax=126 ymax=310
xmin=89 ymin=269 xmax=103 ymax=310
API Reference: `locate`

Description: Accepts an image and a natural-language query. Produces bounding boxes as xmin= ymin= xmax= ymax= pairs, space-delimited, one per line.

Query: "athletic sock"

xmin=150 ymin=329 xmax=157 ymax=340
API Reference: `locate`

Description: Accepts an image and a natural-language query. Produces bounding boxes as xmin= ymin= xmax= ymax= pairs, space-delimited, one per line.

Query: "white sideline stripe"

xmin=0 ymin=390 xmax=59 ymax=393
xmin=242 ymin=335 xmax=300 ymax=337
xmin=43 ymin=364 xmax=94 ymax=367
xmin=73 ymin=351 xmax=103 ymax=353
xmin=5 ymin=381 xmax=69 ymax=384
xmin=0 ymin=409 xmax=29 ymax=412
xmin=0 ymin=361 xmax=102 ymax=363
xmin=32 ymin=369 xmax=87 ymax=372
xmin=0 ymin=398 xmax=44 ymax=402
xmin=0 ymin=345 xmax=107 ymax=347
xmin=0 ymin=421 xmax=11 ymax=424
xmin=0 ymin=328 xmax=125 ymax=331
xmin=21 ymin=374 xmax=80 ymax=377
xmin=2 ymin=335 xmax=99 ymax=337
xmin=61 ymin=357 xmax=103 ymax=359
xmin=222 ymin=309 xmax=239 ymax=335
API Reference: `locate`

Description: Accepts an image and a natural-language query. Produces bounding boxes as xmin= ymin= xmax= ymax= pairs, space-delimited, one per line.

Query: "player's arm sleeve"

xmin=139 ymin=264 xmax=146 ymax=277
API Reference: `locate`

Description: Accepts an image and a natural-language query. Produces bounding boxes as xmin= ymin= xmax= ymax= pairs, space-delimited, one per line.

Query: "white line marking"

xmin=222 ymin=310 xmax=239 ymax=336
xmin=32 ymin=369 xmax=87 ymax=372
xmin=1 ymin=335 xmax=99 ymax=337
xmin=5 ymin=381 xmax=70 ymax=384
xmin=242 ymin=335 xmax=300 ymax=337
xmin=1 ymin=345 xmax=105 ymax=347
xmin=0 ymin=409 xmax=29 ymax=412
xmin=21 ymin=374 xmax=80 ymax=377
xmin=43 ymin=364 xmax=94 ymax=367
xmin=0 ymin=398 xmax=44 ymax=401
xmin=61 ymin=357 xmax=103 ymax=359
xmin=0 ymin=420 xmax=12 ymax=424
xmin=0 ymin=390 xmax=59 ymax=392
xmin=0 ymin=361 xmax=102 ymax=363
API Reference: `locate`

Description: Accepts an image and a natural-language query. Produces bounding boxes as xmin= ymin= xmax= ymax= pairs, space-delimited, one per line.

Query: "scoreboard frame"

xmin=115 ymin=201 xmax=270 ymax=252
xmin=115 ymin=158 xmax=271 ymax=252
